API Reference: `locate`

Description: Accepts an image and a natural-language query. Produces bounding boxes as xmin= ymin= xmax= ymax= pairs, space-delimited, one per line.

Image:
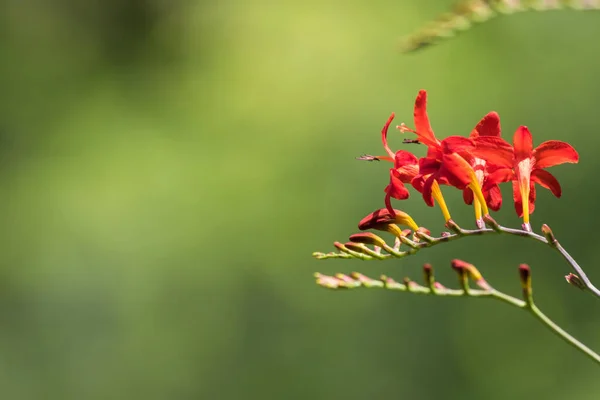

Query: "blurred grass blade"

xmin=400 ymin=0 xmax=600 ymax=53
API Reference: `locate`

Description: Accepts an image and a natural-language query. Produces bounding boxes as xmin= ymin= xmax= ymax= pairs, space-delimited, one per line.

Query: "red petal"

xmin=422 ymin=175 xmax=436 ymax=207
xmin=513 ymin=126 xmax=533 ymax=161
xmin=441 ymin=136 xmax=475 ymax=156
xmin=381 ymin=113 xmax=396 ymax=159
xmin=439 ymin=153 xmax=472 ymax=189
xmin=533 ymin=140 xmax=579 ymax=169
xmin=473 ymin=136 xmax=514 ymax=168
xmin=394 ymin=150 xmax=418 ymax=169
xmin=470 ymin=112 xmax=501 ymax=138
xmin=462 ymin=188 xmax=474 ymax=205
xmin=418 ymin=157 xmax=441 ymax=176
xmin=531 ymin=169 xmax=562 ymax=198
xmin=485 ymin=184 xmax=503 ymax=211
xmin=385 ymin=169 xmax=410 ymax=200
xmin=512 ymin=181 xmax=523 ymax=217
xmin=411 ymin=175 xmax=426 ymax=193
xmin=413 ymin=90 xmax=439 ymax=148
xmin=529 ymin=183 xmax=536 ymax=215
xmin=484 ymin=168 xmax=514 ymax=187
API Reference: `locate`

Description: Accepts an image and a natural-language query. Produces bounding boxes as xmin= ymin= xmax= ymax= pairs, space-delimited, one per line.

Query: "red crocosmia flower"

xmin=473 ymin=125 xmax=579 ymax=229
xmin=377 ymin=113 xmax=419 ymax=215
xmin=402 ymin=90 xmax=492 ymax=223
xmin=462 ymin=112 xmax=504 ymax=212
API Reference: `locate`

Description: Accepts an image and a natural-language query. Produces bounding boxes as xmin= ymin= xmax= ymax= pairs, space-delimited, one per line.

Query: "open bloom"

xmin=473 ymin=125 xmax=579 ymax=229
xmin=404 ymin=90 xmax=492 ymax=223
xmin=462 ymin=111 xmax=504 ymax=213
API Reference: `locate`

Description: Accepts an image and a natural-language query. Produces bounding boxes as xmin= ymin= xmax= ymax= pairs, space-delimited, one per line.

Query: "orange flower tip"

xmin=518 ymin=264 xmax=531 ymax=288
xmin=565 ymin=273 xmax=586 ymax=290
xmin=349 ymin=232 xmax=387 ymax=248
xmin=356 ymin=154 xmax=380 ymax=162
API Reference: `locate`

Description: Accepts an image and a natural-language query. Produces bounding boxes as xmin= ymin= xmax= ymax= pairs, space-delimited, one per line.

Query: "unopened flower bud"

xmin=519 ymin=264 xmax=533 ymax=302
xmin=451 ymin=259 xmax=490 ymax=290
xmin=315 ymin=273 xmax=342 ymax=289
xmin=349 ymin=232 xmax=387 ymax=248
xmin=358 ymin=208 xmax=419 ymax=232
xmin=565 ymin=273 xmax=586 ymax=290
xmin=541 ymin=224 xmax=557 ymax=247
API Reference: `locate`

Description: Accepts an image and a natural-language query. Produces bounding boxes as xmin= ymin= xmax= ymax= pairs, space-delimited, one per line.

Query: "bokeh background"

xmin=1 ymin=1 xmax=600 ymax=399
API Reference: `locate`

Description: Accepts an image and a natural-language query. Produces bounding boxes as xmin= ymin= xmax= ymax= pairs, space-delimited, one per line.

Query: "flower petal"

xmin=413 ymin=90 xmax=439 ymax=148
xmin=381 ymin=113 xmax=396 ymax=159
xmin=470 ymin=111 xmax=501 ymax=138
xmin=439 ymin=153 xmax=473 ymax=189
xmin=531 ymin=169 xmax=562 ymax=198
xmin=483 ymin=168 xmax=514 ymax=187
xmin=418 ymin=156 xmax=441 ymax=176
xmin=513 ymin=126 xmax=533 ymax=161
xmin=385 ymin=169 xmax=410 ymax=200
xmin=485 ymin=184 xmax=503 ymax=211
xmin=533 ymin=140 xmax=579 ymax=169
xmin=421 ymin=175 xmax=436 ymax=207
xmin=393 ymin=150 xmax=419 ymax=179
xmin=462 ymin=188 xmax=474 ymax=205
xmin=441 ymin=136 xmax=475 ymax=156
xmin=411 ymin=175 xmax=426 ymax=193
xmin=473 ymin=136 xmax=514 ymax=168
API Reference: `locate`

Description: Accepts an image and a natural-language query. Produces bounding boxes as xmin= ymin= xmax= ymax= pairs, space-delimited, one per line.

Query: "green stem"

xmin=315 ymin=272 xmax=600 ymax=365
xmin=528 ymin=302 xmax=600 ymax=365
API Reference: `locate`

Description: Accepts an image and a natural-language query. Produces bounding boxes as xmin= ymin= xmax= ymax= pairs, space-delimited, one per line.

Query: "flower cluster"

xmin=363 ymin=90 xmax=579 ymax=231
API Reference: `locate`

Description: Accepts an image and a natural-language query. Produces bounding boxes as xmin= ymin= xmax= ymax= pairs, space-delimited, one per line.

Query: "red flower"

xmin=474 ymin=126 xmax=579 ymax=228
xmin=462 ymin=112 xmax=504 ymax=212
xmin=405 ymin=90 xmax=492 ymax=222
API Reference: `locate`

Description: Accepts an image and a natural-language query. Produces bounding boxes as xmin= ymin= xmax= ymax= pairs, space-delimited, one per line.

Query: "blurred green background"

xmin=1 ymin=1 xmax=600 ymax=399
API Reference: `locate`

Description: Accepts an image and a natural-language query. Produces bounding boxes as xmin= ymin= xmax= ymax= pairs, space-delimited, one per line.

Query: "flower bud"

xmin=565 ymin=273 xmax=586 ymax=290
xmin=358 ymin=208 xmax=419 ymax=231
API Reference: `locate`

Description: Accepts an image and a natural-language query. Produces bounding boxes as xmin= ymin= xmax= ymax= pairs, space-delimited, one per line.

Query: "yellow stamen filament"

xmin=473 ymin=196 xmax=482 ymax=221
xmin=521 ymin=180 xmax=530 ymax=224
xmin=431 ymin=180 xmax=451 ymax=222
xmin=468 ymin=181 xmax=489 ymax=216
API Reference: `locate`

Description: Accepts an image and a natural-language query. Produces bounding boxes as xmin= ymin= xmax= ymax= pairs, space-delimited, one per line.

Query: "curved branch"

xmin=315 ymin=268 xmax=600 ymax=365
xmin=313 ymin=220 xmax=600 ymax=299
